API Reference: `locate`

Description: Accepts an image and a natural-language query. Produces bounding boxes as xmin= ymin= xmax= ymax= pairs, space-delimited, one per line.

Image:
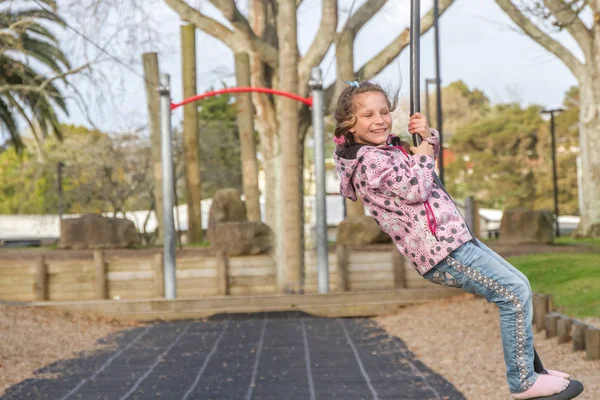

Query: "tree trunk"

xmin=234 ymin=52 xmax=262 ymax=222
xmin=577 ymin=72 xmax=600 ymax=236
xmin=181 ymin=24 xmax=203 ymax=243
xmin=278 ymin=0 xmax=302 ymax=293
xmin=142 ymin=52 xmax=163 ymax=244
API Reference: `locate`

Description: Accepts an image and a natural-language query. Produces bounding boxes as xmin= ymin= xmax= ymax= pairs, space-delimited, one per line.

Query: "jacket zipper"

xmin=391 ymin=145 xmax=438 ymax=238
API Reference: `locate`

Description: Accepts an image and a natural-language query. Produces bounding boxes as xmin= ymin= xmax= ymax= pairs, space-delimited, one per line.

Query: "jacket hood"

xmin=333 ymin=143 xmax=365 ymax=201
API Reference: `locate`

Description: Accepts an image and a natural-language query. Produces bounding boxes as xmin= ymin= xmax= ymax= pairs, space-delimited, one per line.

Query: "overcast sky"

xmin=54 ymin=0 xmax=582 ymax=134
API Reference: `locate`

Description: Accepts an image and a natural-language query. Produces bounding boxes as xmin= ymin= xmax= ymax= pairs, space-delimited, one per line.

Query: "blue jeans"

xmin=423 ymin=239 xmax=539 ymax=394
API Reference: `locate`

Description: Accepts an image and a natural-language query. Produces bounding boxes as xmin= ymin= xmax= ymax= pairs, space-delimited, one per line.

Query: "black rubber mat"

xmin=2 ymin=312 xmax=466 ymax=400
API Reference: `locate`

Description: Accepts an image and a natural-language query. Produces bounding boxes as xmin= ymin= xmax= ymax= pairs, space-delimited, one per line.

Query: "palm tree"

xmin=0 ymin=0 xmax=71 ymax=150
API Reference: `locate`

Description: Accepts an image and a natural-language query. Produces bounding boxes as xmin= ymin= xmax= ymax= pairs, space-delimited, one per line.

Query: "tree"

xmin=494 ymin=0 xmax=600 ymax=236
xmin=0 ymin=0 xmax=80 ymax=150
xmin=446 ymin=103 xmax=543 ymax=210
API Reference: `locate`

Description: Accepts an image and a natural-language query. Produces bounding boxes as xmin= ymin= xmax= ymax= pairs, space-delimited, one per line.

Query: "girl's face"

xmin=350 ymin=91 xmax=392 ymax=146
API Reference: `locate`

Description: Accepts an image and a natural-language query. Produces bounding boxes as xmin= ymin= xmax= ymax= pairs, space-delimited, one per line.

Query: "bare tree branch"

xmin=298 ymin=0 xmax=337 ymax=93
xmin=344 ymin=0 xmax=387 ymax=35
xmin=359 ymin=0 xmax=455 ymax=81
xmin=543 ymin=0 xmax=592 ymax=58
xmin=495 ymin=0 xmax=585 ymax=77
xmin=163 ymin=0 xmax=235 ymax=46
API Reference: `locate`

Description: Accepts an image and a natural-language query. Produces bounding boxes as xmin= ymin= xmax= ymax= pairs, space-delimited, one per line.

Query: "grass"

xmin=555 ymin=236 xmax=600 ymax=250
xmin=508 ymin=253 xmax=600 ymax=319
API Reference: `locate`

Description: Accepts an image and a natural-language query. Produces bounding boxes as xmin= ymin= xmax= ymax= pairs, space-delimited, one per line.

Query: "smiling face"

xmin=350 ymin=91 xmax=393 ymax=146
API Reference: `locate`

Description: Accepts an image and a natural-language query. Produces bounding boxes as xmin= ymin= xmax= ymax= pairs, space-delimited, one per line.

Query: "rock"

xmin=206 ymin=188 xmax=247 ymax=244
xmin=336 ymin=215 xmax=391 ymax=246
xmin=213 ymin=221 xmax=274 ymax=256
xmin=59 ymin=214 xmax=138 ymax=250
xmin=499 ymin=209 xmax=554 ymax=244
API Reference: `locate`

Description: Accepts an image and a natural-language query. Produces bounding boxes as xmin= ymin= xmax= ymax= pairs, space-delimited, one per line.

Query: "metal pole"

xmin=159 ymin=73 xmax=177 ymax=299
xmin=542 ymin=108 xmax=563 ymax=238
xmin=57 ymin=162 xmax=64 ymax=235
xmin=433 ymin=0 xmax=445 ymax=184
xmin=309 ymin=67 xmax=329 ymax=294
xmin=549 ymin=112 xmax=560 ymax=238
xmin=425 ymin=80 xmax=430 ymax=122
xmin=410 ymin=0 xmax=421 ymax=147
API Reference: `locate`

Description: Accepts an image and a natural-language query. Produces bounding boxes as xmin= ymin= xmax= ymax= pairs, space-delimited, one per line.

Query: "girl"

xmin=333 ymin=81 xmax=583 ymax=400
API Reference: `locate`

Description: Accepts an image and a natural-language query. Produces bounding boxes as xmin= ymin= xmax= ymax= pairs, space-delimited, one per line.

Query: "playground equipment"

xmin=158 ymin=68 xmax=329 ymax=299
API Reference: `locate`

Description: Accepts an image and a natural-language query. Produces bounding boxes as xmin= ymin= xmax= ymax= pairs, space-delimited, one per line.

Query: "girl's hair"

xmin=333 ymin=81 xmax=399 ymax=146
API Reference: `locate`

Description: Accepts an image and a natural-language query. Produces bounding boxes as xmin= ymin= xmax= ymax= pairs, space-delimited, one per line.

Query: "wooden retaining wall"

xmin=0 ymin=245 xmax=435 ymax=302
xmin=533 ymin=294 xmax=600 ymax=361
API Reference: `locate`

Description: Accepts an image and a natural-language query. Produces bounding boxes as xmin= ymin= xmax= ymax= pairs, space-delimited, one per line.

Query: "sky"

xmin=53 ymin=0 xmax=582 ymax=135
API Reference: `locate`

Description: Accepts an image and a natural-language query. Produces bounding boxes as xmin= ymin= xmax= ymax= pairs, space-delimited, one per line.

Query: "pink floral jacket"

xmin=333 ymin=131 xmax=473 ymax=275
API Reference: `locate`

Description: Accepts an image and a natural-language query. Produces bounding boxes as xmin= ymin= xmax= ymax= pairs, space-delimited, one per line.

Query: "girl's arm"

xmin=360 ymin=148 xmax=435 ymax=204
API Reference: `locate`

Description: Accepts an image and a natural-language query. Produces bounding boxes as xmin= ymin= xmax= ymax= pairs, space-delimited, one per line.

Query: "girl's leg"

xmin=423 ymin=242 xmax=567 ymax=396
xmin=474 ymin=240 xmax=569 ymax=379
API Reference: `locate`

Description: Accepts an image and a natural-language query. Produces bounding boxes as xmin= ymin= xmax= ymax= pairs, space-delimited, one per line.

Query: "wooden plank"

xmin=35 ymin=256 xmax=48 ymax=301
xmin=348 ymin=271 xmax=394 ymax=283
xmin=0 ymin=266 xmax=34 ymax=276
xmin=391 ymin=250 xmax=406 ymax=288
xmin=94 ymin=251 xmax=107 ymax=300
xmin=229 ymin=275 xmax=276 ymax=288
xmin=545 ymin=313 xmax=560 ymax=339
xmin=178 ymin=287 xmax=220 ymax=298
xmin=347 ymin=263 xmax=392 ymax=273
xmin=46 ymin=262 xmax=94 ymax=275
xmin=348 ymin=281 xmax=394 ymax=291
xmin=176 ymin=258 xmax=217 ymax=270
xmin=0 ymin=275 xmax=36 ymax=285
xmin=0 ymin=283 xmax=36 ymax=295
xmin=557 ymin=317 xmax=573 ymax=344
xmin=215 ymin=252 xmax=229 ymax=295
xmin=305 ymin=263 xmax=338 ymax=273
xmin=107 ymin=262 xmax=153 ymax=273
xmin=48 ymin=282 xmax=95 ymax=293
xmin=109 ymin=280 xmax=154 ymax=292
xmin=0 ymin=292 xmax=35 ymax=301
xmin=153 ymin=253 xmax=164 ymax=298
xmin=228 ymin=266 xmax=276 ymax=277
xmin=0 ymin=261 xmax=31 ymax=270
xmin=48 ymin=292 xmax=97 ymax=302
xmin=30 ymin=287 xmax=464 ymax=320
xmin=228 ymin=255 xmax=274 ymax=269
xmin=349 ymin=252 xmax=392 ymax=264
xmin=586 ymin=328 xmax=600 ymax=360
xmin=336 ymin=245 xmax=348 ymax=292
xmin=107 ymin=271 xmax=155 ymax=281
xmin=573 ymin=322 xmax=587 ymax=351
xmin=176 ymin=278 xmax=218 ymax=290
xmin=47 ymin=273 xmax=94 ymax=284
xmin=229 ymin=286 xmax=277 ymax=296
xmin=533 ymin=294 xmax=549 ymax=332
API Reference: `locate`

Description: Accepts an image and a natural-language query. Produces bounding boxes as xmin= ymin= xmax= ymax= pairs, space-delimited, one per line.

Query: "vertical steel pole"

xmin=410 ymin=0 xmax=421 ymax=146
xmin=542 ymin=108 xmax=563 ymax=238
xmin=433 ymin=0 xmax=445 ymax=184
xmin=549 ymin=112 xmax=560 ymax=237
xmin=309 ymin=67 xmax=329 ymax=294
xmin=159 ymin=74 xmax=177 ymax=299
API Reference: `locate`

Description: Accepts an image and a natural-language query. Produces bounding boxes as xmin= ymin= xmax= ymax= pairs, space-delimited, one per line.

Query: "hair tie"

xmin=345 ymin=80 xmax=360 ymax=88
xmin=333 ymin=135 xmax=346 ymax=145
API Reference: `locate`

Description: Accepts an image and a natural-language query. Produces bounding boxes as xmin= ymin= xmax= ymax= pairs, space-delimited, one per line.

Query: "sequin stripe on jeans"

xmin=444 ymin=255 xmax=534 ymax=391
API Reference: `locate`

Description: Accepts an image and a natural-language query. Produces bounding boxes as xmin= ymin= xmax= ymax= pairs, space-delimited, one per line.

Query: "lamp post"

xmin=424 ymin=78 xmax=437 ymax=126
xmin=541 ymin=108 xmax=564 ymax=238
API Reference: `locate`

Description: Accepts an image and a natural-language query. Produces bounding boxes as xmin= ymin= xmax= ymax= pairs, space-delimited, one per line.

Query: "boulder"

xmin=59 ymin=214 xmax=138 ymax=250
xmin=213 ymin=221 xmax=274 ymax=256
xmin=336 ymin=215 xmax=392 ymax=246
xmin=206 ymin=188 xmax=247 ymax=244
xmin=499 ymin=209 xmax=554 ymax=244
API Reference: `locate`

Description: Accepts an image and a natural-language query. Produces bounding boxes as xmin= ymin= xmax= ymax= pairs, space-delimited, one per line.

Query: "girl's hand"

xmin=408 ymin=112 xmax=431 ymax=138
xmin=410 ymin=140 xmax=434 ymax=158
